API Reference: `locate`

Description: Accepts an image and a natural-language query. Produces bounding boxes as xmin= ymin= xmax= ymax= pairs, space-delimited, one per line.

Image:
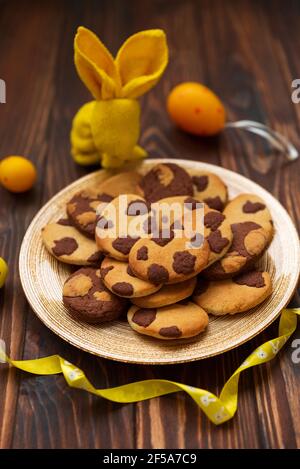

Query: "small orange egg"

xmin=0 ymin=156 xmax=37 ymax=193
xmin=167 ymin=82 xmax=226 ymax=136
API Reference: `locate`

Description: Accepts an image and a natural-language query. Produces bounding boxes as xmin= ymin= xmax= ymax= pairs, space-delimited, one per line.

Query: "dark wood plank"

xmin=0 ymin=0 xmax=299 ymax=449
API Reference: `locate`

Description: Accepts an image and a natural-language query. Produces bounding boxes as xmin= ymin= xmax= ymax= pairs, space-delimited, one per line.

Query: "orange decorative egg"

xmin=167 ymin=82 xmax=226 ymax=136
xmin=0 ymin=156 xmax=37 ymax=193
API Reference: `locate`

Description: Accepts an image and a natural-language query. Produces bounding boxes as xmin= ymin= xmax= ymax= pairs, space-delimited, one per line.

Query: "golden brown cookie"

xmin=146 ymin=196 xmax=232 ymax=266
xmin=193 ymin=270 xmax=272 ymax=315
xmin=66 ymin=171 xmax=142 ymax=238
xmin=142 ymin=195 xmax=194 ymax=233
xmin=129 ymin=225 xmax=210 ymax=285
xmin=138 ymin=163 xmax=193 ymax=203
xmin=194 ymin=203 xmax=232 ymax=266
xmin=131 ymin=277 xmax=196 ymax=308
xmin=63 ymin=267 xmax=128 ymax=323
xmin=100 ymin=257 xmax=161 ymax=298
xmin=189 ymin=170 xmax=228 ymax=211
xmin=223 ymin=194 xmax=273 ymax=228
xmin=203 ymin=194 xmax=274 ymax=279
xmin=99 ymin=171 xmax=142 ymax=195
xmin=95 ymin=194 xmax=149 ymax=261
xmin=42 ymin=220 xmax=103 ymax=265
xmin=127 ymin=301 xmax=209 ymax=340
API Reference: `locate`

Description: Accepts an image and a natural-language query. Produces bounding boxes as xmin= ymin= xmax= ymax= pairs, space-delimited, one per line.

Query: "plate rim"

xmin=19 ymin=158 xmax=300 ymax=364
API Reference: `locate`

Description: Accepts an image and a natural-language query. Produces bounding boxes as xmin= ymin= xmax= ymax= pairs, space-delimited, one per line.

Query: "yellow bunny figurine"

xmin=71 ymin=27 xmax=169 ymax=168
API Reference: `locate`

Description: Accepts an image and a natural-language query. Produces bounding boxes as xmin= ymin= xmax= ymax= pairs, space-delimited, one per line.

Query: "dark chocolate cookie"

xmin=63 ymin=267 xmax=128 ymax=323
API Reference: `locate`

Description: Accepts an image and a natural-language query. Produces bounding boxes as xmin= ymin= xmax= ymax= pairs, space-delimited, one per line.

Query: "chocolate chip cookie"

xmin=127 ymin=301 xmax=209 ymax=340
xmin=193 ymin=270 xmax=272 ymax=315
xmin=63 ymin=267 xmax=128 ymax=323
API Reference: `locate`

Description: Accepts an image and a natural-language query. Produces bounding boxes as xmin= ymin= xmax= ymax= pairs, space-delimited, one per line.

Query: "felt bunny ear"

xmin=115 ymin=29 xmax=168 ymax=99
xmin=74 ymin=26 xmax=121 ymax=100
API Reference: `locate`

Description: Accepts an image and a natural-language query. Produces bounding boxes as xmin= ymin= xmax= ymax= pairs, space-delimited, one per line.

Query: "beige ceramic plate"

xmin=19 ymin=159 xmax=300 ymax=364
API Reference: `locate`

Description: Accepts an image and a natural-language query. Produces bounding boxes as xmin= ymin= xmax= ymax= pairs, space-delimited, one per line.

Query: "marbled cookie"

xmin=189 ymin=170 xmax=228 ymax=211
xmin=142 ymin=195 xmax=202 ymax=234
xmin=63 ymin=267 xmax=128 ymax=323
xmin=128 ymin=301 xmax=209 ymax=340
xmin=67 ymin=171 xmax=142 ymax=238
xmin=223 ymin=193 xmax=273 ymax=226
xmin=129 ymin=225 xmax=210 ymax=285
xmin=96 ymin=194 xmax=149 ymax=261
xmin=193 ymin=203 xmax=232 ymax=266
xmin=67 ymin=190 xmax=113 ymax=238
xmin=42 ymin=220 xmax=103 ymax=265
xmin=100 ymin=257 xmax=161 ymax=298
xmin=203 ymin=194 xmax=273 ymax=279
xmin=131 ymin=277 xmax=196 ymax=308
xmin=193 ymin=270 xmax=272 ymax=315
xmin=138 ymin=163 xmax=193 ymax=203
xmin=148 ymin=197 xmax=232 ymax=266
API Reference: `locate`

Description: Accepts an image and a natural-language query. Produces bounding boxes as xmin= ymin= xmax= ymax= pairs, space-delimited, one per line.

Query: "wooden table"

xmin=0 ymin=0 xmax=299 ymax=449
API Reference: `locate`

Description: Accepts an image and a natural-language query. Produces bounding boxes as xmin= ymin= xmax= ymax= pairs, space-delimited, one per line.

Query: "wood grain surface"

xmin=0 ymin=0 xmax=299 ymax=449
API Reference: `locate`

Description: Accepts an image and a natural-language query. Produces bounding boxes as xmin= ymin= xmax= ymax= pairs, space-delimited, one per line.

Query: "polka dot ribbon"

xmin=0 ymin=308 xmax=299 ymax=425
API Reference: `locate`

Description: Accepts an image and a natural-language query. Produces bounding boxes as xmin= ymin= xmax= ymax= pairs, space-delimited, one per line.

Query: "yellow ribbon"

xmin=0 ymin=308 xmax=299 ymax=425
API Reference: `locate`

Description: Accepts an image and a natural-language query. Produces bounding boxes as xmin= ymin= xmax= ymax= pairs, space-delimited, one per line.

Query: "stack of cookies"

xmin=41 ymin=163 xmax=274 ymax=341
